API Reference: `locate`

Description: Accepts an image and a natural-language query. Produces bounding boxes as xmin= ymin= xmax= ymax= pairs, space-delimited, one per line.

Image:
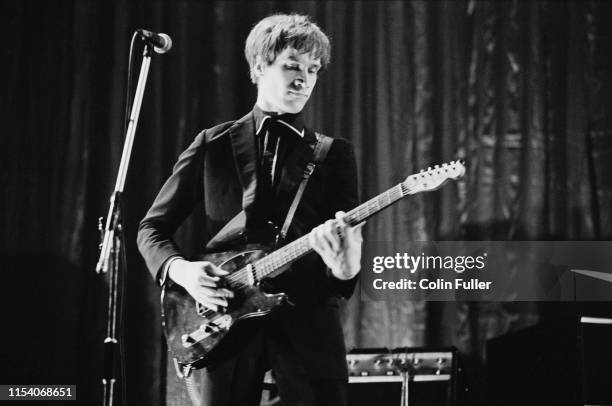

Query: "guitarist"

xmin=137 ymin=13 xmax=363 ymax=406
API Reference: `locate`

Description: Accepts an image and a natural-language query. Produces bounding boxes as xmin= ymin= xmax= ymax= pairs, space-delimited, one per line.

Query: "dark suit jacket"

xmin=137 ymin=110 xmax=359 ymax=379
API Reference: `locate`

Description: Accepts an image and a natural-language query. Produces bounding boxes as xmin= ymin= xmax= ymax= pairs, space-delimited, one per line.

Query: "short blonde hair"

xmin=244 ymin=13 xmax=331 ymax=84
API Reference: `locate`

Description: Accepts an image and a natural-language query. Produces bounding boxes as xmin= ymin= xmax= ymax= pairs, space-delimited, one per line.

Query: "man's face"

xmin=254 ymin=47 xmax=321 ymax=114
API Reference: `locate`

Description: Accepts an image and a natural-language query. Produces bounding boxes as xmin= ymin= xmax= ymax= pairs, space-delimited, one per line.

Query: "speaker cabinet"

xmin=487 ymin=316 xmax=612 ymax=406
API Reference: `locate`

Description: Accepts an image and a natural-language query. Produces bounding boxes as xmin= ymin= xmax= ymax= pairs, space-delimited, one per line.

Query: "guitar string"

xmin=195 ymin=168 xmax=459 ymax=320
xmin=221 ymin=181 xmax=412 ymax=288
xmin=221 ymin=166 xmax=458 ymax=287
xmin=196 ymin=169 xmax=454 ymax=319
xmin=223 ymin=162 xmax=462 ymax=287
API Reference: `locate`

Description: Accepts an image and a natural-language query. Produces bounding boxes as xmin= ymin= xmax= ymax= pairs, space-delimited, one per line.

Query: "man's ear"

xmin=253 ymin=55 xmax=266 ymax=81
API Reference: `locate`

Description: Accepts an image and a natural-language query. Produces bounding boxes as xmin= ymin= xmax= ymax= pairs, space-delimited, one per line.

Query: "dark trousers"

xmin=185 ymin=325 xmax=348 ymax=406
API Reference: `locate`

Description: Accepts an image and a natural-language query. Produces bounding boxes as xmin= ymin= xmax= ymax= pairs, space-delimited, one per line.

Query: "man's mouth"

xmin=288 ymin=91 xmax=308 ymax=98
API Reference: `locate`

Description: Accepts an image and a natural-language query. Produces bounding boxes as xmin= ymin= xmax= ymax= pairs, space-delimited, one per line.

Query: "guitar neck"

xmin=251 ymin=182 xmax=409 ymax=281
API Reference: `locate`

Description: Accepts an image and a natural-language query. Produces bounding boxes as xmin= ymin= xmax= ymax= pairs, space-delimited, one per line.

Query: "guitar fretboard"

xmin=250 ymin=182 xmax=411 ymax=281
xmin=222 ymin=160 xmax=464 ymax=289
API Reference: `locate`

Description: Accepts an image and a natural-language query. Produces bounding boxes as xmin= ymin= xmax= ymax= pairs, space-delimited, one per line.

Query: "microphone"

xmin=137 ymin=29 xmax=172 ymax=54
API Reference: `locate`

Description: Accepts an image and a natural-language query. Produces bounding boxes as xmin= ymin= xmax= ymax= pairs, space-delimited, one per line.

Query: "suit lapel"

xmin=228 ymin=112 xmax=258 ymax=213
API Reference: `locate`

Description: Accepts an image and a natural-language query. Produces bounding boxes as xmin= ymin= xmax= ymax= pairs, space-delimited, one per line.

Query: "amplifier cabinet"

xmin=346 ymin=347 xmax=460 ymax=406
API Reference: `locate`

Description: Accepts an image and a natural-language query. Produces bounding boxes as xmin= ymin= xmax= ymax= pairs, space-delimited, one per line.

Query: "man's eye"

xmin=285 ymin=64 xmax=300 ymax=70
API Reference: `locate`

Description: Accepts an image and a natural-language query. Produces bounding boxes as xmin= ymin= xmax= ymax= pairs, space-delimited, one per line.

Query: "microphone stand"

xmin=96 ymin=43 xmax=154 ymax=406
xmin=394 ymin=353 xmax=415 ymax=406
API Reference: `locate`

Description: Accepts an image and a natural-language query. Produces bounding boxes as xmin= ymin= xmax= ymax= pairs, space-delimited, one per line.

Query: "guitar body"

xmin=161 ymin=245 xmax=290 ymax=367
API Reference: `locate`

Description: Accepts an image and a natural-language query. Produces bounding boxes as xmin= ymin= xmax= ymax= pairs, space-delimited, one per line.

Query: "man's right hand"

xmin=167 ymin=259 xmax=234 ymax=311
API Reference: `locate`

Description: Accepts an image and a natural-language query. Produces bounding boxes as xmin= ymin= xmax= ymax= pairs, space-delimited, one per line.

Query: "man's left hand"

xmin=309 ymin=211 xmax=364 ymax=280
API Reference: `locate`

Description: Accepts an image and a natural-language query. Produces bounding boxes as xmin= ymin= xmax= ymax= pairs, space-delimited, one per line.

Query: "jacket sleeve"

xmin=137 ymin=131 xmax=206 ymax=282
xmin=323 ymin=138 xmax=360 ymax=299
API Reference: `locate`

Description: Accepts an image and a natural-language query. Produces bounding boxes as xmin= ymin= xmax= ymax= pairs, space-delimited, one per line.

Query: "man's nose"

xmin=293 ymin=69 xmax=312 ymax=89
xmin=293 ymin=76 xmax=306 ymax=89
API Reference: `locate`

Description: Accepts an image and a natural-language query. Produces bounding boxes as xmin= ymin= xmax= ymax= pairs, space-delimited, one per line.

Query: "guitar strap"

xmin=278 ymin=132 xmax=332 ymax=242
xmin=205 ymin=132 xmax=333 ymax=250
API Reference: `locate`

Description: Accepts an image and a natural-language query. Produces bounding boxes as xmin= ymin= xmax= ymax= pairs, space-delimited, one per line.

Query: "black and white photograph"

xmin=2 ymin=1 xmax=612 ymax=405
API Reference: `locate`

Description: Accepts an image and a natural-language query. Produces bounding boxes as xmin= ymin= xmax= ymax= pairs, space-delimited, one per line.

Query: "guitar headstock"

xmin=402 ymin=160 xmax=466 ymax=194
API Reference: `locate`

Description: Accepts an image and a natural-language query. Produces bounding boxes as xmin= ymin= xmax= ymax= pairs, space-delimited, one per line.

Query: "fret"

xmin=253 ymin=239 xmax=303 ymax=279
xmin=345 ymin=182 xmax=405 ymax=226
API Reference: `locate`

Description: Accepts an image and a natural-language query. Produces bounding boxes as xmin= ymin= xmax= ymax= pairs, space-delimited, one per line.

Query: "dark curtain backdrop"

xmin=2 ymin=1 xmax=611 ymax=405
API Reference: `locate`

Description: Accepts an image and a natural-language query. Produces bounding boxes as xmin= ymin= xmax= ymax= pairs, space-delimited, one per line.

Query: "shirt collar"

xmin=253 ymin=104 xmax=305 ymax=138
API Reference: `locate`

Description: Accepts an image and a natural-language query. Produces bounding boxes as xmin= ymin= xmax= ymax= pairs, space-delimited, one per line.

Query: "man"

xmin=137 ymin=13 xmax=363 ymax=406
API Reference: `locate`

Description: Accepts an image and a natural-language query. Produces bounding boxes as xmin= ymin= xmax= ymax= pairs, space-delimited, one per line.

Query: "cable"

xmin=123 ymin=32 xmax=139 ymax=135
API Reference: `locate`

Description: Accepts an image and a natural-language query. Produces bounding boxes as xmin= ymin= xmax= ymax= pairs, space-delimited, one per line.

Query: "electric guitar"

xmin=162 ymin=160 xmax=466 ymax=368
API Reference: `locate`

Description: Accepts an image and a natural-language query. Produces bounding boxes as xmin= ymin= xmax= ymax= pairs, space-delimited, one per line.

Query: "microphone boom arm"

xmin=96 ymin=45 xmax=152 ymax=273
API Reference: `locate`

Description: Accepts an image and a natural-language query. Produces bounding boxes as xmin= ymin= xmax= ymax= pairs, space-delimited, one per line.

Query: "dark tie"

xmin=260 ymin=119 xmax=280 ymax=202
